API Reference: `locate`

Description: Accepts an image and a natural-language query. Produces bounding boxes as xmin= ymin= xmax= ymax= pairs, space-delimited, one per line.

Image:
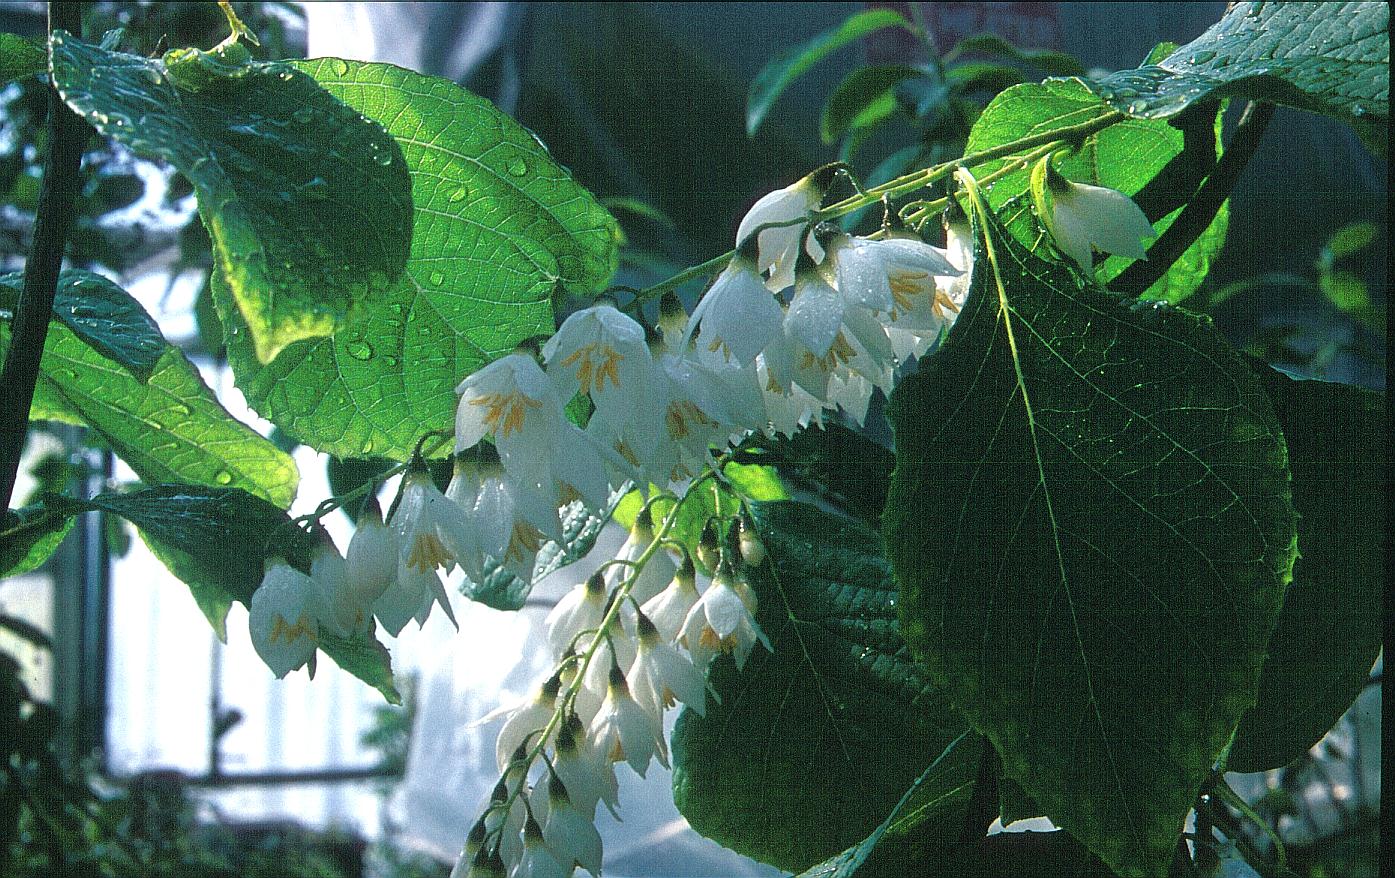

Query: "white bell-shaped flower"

xmin=391 ymin=469 xmax=474 ymax=577
xmin=553 ymin=716 xmax=619 ymax=818
xmin=576 ymin=617 xmax=637 ymax=725
xmin=374 ymin=558 xmax=454 ymax=636
xmin=478 ymin=673 xmax=560 ymax=772
xmin=466 ymin=464 xmax=565 ymax=583
xmin=482 ymin=780 xmax=528 ymax=874
xmin=680 ymin=564 xmax=773 ymax=671
xmin=307 ymin=536 xmax=356 ymax=638
xmin=249 ymin=557 xmax=319 ymax=678
xmin=588 ymin=666 xmax=667 ymax=776
xmin=629 ymin=611 xmax=708 ymax=724
xmin=542 ymin=773 xmax=604 ymax=876
xmin=639 ymin=554 xmax=700 ymax=643
xmin=646 ymin=347 xmax=765 ymax=483
xmin=512 ymin=816 xmax=570 ymax=878
xmin=684 ymin=255 xmax=785 ymax=365
xmin=339 ymin=499 xmax=399 ymax=632
xmin=1033 ymin=159 xmax=1155 ymax=270
xmin=756 ymin=354 xmax=824 ymax=437
xmin=736 ymin=167 xmax=834 ymax=290
xmin=765 ymin=272 xmax=889 ymax=403
xmin=604 ymin=507 xmax=679 ymax=604
xmin=546 ymin=571 xmax=609 ymax=656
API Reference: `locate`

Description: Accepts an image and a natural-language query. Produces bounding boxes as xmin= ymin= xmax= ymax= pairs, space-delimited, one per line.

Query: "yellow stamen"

xmin=270 ymin=612 xmax=317 ymax=645
xmin=470 ymin=391 xmax=541 ymax=437
xmin=506 ymin=522 xmax=543 ymax=564
xmin=889 ymin=269 xmax=931 ymax=313
xmin=799 ymin=332 xmax=857 ymax=372
xmin=407 ymin=531 xmax=452 ymax=573
xmin=665 ymin=400 xmax=717 ymax=440
xmin=561 ymin=343 xmax=625 ymax=394
xmin=932 ymin=289 xmax=962 ymax=320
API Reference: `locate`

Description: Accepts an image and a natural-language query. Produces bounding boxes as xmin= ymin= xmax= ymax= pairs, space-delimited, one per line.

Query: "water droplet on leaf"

xmin=429 ymin=271 xmax=445 ymax=286
xmin=346 ymin=339 xmax=374 ymax=360
xmin=331 ymin=58 xmax=350 ymax=76
xmin=447 ymin=186 xmax=469 ymax=203
xmin=214 ymin=470 xmax=233 ymax=485
xmin=506 ymin=157 xmax=528 ymax=177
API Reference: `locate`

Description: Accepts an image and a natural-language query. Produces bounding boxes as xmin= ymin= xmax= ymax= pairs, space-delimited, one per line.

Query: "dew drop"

xmin=384 ymin=355 xmax=399 ymax=367
xmin=169 ymin=403 xmax=191 ymax=416
xmin=361 ymin=439 xmax=376 ymax=454
xmin=429 ymin=270 xmax=445 ymax=285
xmin=214 ymin=470 xmax=233 ymax=485
xmin=346 ymin=339 xmax=374 ymax=360
xmin=332 ymin=58 xmax=350 ymax=77
xmin=447 ymin=185 xmax=469 ymax=203
xmin=506 ymin=157 xmax=528 ymax=177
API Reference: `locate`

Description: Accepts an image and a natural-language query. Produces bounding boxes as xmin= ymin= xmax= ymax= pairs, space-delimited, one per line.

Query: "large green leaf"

xmin=0 ymin=310 xmax=298 ymax=509
xmin=1227 ymin=367 xmax=1383 ymax=772
xmin=747 ymin=9 xmax=916 ymax=136
xmin=820 ymin=64 xmax=919 ymax=144
xmin=1 ymin=270 xmax=166 ymax=381
xmin=965 ymin=79 xmax=1227 ymax=302
xmin=214 ymin=59 xmax=617 ymax=460
xmin=762 ymin=423 xmax=895 ymax=526
xmin=68 ymin=486 xmax=399 ymax=702
xmin=1087 ymin=2 xmax=1388 ymax=124
xmin=48 ymin=32 xmax=413 ymax=363
xmin=883 ymin=186 xmax=1295 ymax=877
xmin=672 ymin=500 xmax=977 ymax=873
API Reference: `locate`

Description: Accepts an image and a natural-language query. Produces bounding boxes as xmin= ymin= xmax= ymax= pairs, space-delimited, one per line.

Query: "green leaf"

xmin=1227 ymin=367 xmax=1383 ymax=772
xmin=0 ymin=32 xmax=45 ymax=85
xmin=213 ymin=59 xmax=617 ymax=460
xmin=75 ymin=485 xmax=399 ymax=702
xmin=1322 ymin=221 xmax=1378 ymax=261
xmin=672 ymin=501 xmax=978 ymax=873
xmin=966 ymin=79 xmax=1227 ymax=302
xmin=820 ymin=64 xmax=919 ymax=144
xmin=883 ymin=187 xmax=1295 ymax=878
xmin=0 ymin=506 xmax=74 ymax=578
xmin=1 ymin=270 xmax=166 ymax=381
xmin=48 ymin=32 xmax=414 ymax=363
xmin=944 ymin=33 xmax=1086 ymax=77
xmin=944 ymin=62 xmax=1026 ymax=94
xmin=794 ymin=731 xmax=976 ymax=878
xmin=1087 ymin=2 xmax=1388 ymax=123
xmin=0 ymin=308 xmax=298 ymax=508
xmin=747 ymin=9 xmax=916 ymax=136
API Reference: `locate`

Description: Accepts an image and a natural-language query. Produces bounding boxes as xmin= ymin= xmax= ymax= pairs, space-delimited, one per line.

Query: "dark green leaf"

xmin=1 ymin=270 xmax=166 ymax=381
xmin=884 ymin=188 xmax=1295 ymax=878
xmin=672 ymin=501 xmax=977 ymax=873
xmin=1087 ymin=2 xmax=1388 ymax=123
xmin=997 ymin=757 xmax=1043 ymax=827
xmin=747 ymin=9 xmax=916 ymax=136
xmin=77 ymin=485 xmax=399 ymax=702
xmin=49 ymin=32 xmax=414 ymax=363
xmin=764 ymin=423 xmax=894 ymax=525
xmin=325 ymin=456 xmax=396 ymax=523
xmin=0 ymin=506 xmax=74 ymax=578
xmin=945 ymin=62 xmax=1026 ymax=94
xmin=794 ymin=731 xmax=976 ymax=878
xmin=214 ymin=59 xmax=617 ymax=460
xmin=944 ymin=33 xmax=1086 ymax=77
xmin=820 ymin=64 xmax=919 ymax=144
xmin=1227 ymin=367 xmax=1383 ymax=772
xmin=1322 ymin=221 xmax=1378 ymax=261
xmin=0 ymin=32 xmax=46 ymax=85
xmin=462 ymin=494 xmax=615 ymax=611
xmin=0 ymin=310 xmax=298 ymax=508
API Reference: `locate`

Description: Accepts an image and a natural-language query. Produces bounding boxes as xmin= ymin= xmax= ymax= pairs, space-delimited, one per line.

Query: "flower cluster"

xmin=457 ymin=502 xmax=772 ymax=878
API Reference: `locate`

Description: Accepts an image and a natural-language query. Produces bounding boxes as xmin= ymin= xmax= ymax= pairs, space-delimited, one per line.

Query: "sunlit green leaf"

xmin=944 ymin=33 xmax=1085 ymax=77
xmin=214 ymin=59 xmax=617 ymax=460
xmin=1087 ymin=2 xmax=1388 ymax=123
xmin=0 ymin=506 xmax=74 ymax=579
xmin=0 ymin=32 xmax=45 ymax=85
xmin=884 ymin=190 xmax=1295 ymax=878
xmin=820 ymin=64 xmax=919 ymax=143
xmin=49 ymin=32 xmax=414 ymax=362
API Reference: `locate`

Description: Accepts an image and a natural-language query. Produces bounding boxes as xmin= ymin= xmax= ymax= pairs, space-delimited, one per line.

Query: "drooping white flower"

xmin=373 ymin=558 xmax=454 ymax=637
xmin=604 ymin=507 xmax=678 ymax=604
xmin=645 ymin=346 xmax=765 ymax=483
xmin=546 ymin=571 xmax=609 ymax=656
xmin=307 ymin=536 xmax=356 ymax=638
xmin=544 ymin=304 xmax=667 ymax=468
xmin=482 ymin=780 xmax=528 ymax=874
xmin=552 ymin=716 xmax=619 ymax=818
xmin=513 ymin=816 xmax=570 ymax=878
xmin=1033 ymin=158 xmax=1155 ymax=270
xmin=542 ymin=772 xmax=604 ymax=876
xmin=464 ymin=464 xmax=565 ymax=583
xmin=736 ymin=517 xmax=766 ymax=568
xmin=680 ymin=564 xmax=772 ymax=671
xmin=391 ymin=469 xmax=474 ymax=578
xmin=765 ymin=271 xmax=891 ymax=403
xmin=684 ymin=255 xmax=785 ymax=365
xmin=576 ymin=617 xmax=637 ymax=725
xmin=736 ymin=167 xmax=834 ymax=290
xmin=477 ymin=673 xmax=561 ymax=773
xmin=629 ymin=611 xmax=707 ymax=724
xmin=338 ymin=499 xmax=399 ymax=632
xmin=639 ymin=553 xmax=700 ymax=643
xmin=249 ymin=557 xmax=319 ymax=678
xmin=757 ymin=353 xmax=824 ymax=437
xmin=588 ymin=666 xmax=667 ymax=776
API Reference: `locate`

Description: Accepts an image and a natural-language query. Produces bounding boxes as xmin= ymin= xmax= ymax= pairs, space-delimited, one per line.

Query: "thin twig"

xmin=0 ymin=1 xmax=90 ymax=512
